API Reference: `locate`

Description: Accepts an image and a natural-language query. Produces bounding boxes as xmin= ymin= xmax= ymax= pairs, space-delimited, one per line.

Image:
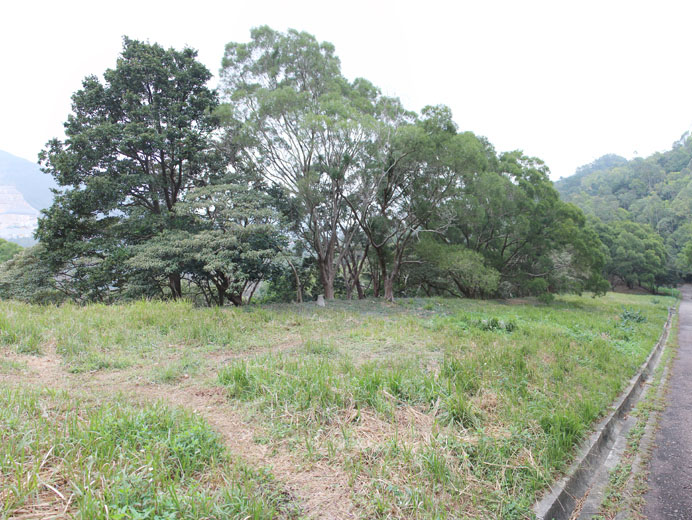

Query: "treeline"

xmin=0 ymin=28 xmax=608 ymax=305
xmin=556 ymin=133 xmax=692 ymax=290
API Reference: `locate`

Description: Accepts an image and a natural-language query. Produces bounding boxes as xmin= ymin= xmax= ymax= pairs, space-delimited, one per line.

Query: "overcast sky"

xmin=3 ymin=0 xmax=692 ymax=179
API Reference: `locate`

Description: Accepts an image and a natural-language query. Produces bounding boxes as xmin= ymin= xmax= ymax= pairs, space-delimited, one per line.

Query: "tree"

xmin=128 ymin=177 xmax=285 ymax=306
xmin=345 ymin=104 xmax=488 ymax=300
xmin=438 ymin=147 xmax=608 ymax=297
xmin=37 ymin=37 xmax=221 ymax=300
xmin=411 ymin=236 xmax=500 ymax=298
xmin=0 ymin=245 xmax=64 ymax=304
xmin=595 ymin=220 xmax=666 ymax=291
xmin=219 ymin=27 xmax=378 ymax=300
xmin=0 ymin=239 xmax=22 ymax=263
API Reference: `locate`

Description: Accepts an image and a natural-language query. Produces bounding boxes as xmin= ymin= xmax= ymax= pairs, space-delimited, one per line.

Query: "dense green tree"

xmin=441 ymin=149 xmax=608 ymax=296
xmin=0 ymin=245 xmax=64 ymax=303
xmin=128 ymin=178 xmax=285 ymax=306
xmin=411 ymin=236 xmax=500 ymax=298
xmin=344 ymin=104 xmax=489 ymax=300
xmin=0 ymin=239 xmax=22 ymax=263
xmin=37 ymin=37 xmax=222 ymax=300
xmin=594 ymin=220 xmax=666 ymax=290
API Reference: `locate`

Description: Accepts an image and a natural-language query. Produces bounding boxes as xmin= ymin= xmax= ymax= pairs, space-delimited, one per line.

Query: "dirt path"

xmin=644 ymin=285 xmax=692 ymax=519
xmin=1 ymin=346 xmax=358 ymax=520
xmin=119 ymin=381 xmax=357 ymax=520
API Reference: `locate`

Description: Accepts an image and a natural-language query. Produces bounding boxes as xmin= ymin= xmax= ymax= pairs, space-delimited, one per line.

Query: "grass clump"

xmin=476 ymin=316 xmax=517 ymax=332
xmin=218 ymin=355 xmax=441 ymax=422
xmin=620 ymin=307 xmax=647 ymax=324
xmin=152 ymin=354 xmax=202 ymax=383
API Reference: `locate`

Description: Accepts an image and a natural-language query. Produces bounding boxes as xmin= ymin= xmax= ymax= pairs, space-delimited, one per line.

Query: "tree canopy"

xmin=33 ymin=37 xmax=283 ymax=305
xmin=1 ymin=29 xmax=611 ymax=305
xmin=0 ymin=239 xmax=22 ymax=264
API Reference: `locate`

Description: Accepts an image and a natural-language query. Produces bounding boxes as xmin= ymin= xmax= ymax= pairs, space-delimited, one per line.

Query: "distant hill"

xmin=0 ymin=150 xmax=56 ymax=244
xmin=554 ymin=132 xmax=692 ymax=278
xmin=555 ymin=133 xmax=692 ymax=227
xmin=0 ymin=150 xmax=56 ymax=210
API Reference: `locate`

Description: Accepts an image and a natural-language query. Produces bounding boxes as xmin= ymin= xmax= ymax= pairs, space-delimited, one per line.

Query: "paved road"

xmin=644 ymin=285 xmax=692 ymax=519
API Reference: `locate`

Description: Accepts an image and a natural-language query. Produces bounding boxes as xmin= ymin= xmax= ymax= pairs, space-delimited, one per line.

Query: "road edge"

xmin=533 ymin=306 xmax=675 ymax=520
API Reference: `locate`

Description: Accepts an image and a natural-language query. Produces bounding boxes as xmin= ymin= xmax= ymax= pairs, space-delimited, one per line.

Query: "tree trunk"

xmin=323 ymin=279 xmax=335 ymax=299
xmin=355 ymin=278 xmax=365 ymax=299
xmin=318 ymin=258 xmax=336 ymax=300
xmin=377 ymin=250 xmax=389 ymax=300
xmin=287 ymin=259 xmax=303 ymax=303
xmin=169 ymin=273 xmax=182 ymax=300
xmin=372 ymin=271 xmax=380 ymax=298
xmin=341 ymin=262 xmax=355 ymax=300
xmin=247 ymin=281 xmax=259 ymax=304
xmin=384 ymin=276 xmax=394 ymax=302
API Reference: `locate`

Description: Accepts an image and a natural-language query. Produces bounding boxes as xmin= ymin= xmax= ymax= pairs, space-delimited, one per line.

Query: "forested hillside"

xmin=555 ymin=132 xmax=692 ymax=288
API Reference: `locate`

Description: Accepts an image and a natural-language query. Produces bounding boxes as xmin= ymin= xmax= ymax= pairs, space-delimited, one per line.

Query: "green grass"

xmin=0 ymin=387 xmax=299 ymax=520
xmin=0 ymin=292 xmax=675 ymax=518
xmin=656 ymin=286 xmax=681 ymax=298
xmin=152 ymin=353 xmax=204 ymax=383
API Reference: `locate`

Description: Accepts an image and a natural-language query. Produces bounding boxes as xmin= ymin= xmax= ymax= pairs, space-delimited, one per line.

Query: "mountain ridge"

xmin=0 ymin=149 xmax=56 ymax=244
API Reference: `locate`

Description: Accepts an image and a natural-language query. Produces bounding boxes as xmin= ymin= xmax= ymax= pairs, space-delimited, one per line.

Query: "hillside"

xmin=0 ymin=150 xmax=55 ymax=209
xmin=555 ymin=132 xmax=692 ymax=285
xmin=0 ymin=185 xmax=39 ymax=241
xmin=0 ymin=149 xmax=56 ymax=243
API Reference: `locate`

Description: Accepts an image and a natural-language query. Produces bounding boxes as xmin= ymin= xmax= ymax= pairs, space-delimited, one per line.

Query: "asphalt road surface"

xmin=644 ymin=285 xmax=692 ymax=519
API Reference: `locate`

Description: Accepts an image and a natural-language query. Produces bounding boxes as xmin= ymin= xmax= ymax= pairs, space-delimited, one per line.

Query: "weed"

xmin=302 ymin=339 xmax=338 ymax=357
xmin=153 ymin=355 xmax=202 ymax=383
xmin=620 ymin=307 xmax=647 ymax=324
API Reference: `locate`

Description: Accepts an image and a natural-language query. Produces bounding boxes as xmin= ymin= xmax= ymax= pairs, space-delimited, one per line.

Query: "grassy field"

xmin=0 ymin=292 xmax=674 ymax=519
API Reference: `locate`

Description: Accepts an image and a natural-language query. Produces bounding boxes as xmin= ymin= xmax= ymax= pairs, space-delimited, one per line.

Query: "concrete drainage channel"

xmin=533 ymin=307 xmax=675 ymax=520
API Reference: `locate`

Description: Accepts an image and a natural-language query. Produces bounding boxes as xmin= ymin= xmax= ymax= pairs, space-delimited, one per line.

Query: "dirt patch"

xmin=611 ymin=284 xmax=652 ymax=295
xmin=114 ymin=379 xmax=357 ymax=519
xmin=0 ymin=343 xmax=67 ymax=389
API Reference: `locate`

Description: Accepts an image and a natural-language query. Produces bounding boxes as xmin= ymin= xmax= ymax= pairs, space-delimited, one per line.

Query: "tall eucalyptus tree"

xmin=219 ymin=26 xmax=378 ymax=299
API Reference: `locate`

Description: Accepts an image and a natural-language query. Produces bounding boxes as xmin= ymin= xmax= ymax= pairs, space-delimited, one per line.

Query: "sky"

xmin=3 ymin=0 xmax=692 ymax=180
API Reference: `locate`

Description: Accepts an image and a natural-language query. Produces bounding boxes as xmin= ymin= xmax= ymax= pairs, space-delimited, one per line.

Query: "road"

xmin=644 ymin=285 xmax=692 ymax=519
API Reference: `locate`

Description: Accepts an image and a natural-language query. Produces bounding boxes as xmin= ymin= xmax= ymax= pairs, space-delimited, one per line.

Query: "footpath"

xmin=644 ymin=285 xmax=692 ymax=519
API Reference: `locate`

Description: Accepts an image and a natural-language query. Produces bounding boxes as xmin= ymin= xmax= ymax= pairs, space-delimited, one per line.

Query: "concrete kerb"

xmin=533 ymin=307 xmax=674 ymax=520
xmin=612 ymin=323 xmax=677 ymax=520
